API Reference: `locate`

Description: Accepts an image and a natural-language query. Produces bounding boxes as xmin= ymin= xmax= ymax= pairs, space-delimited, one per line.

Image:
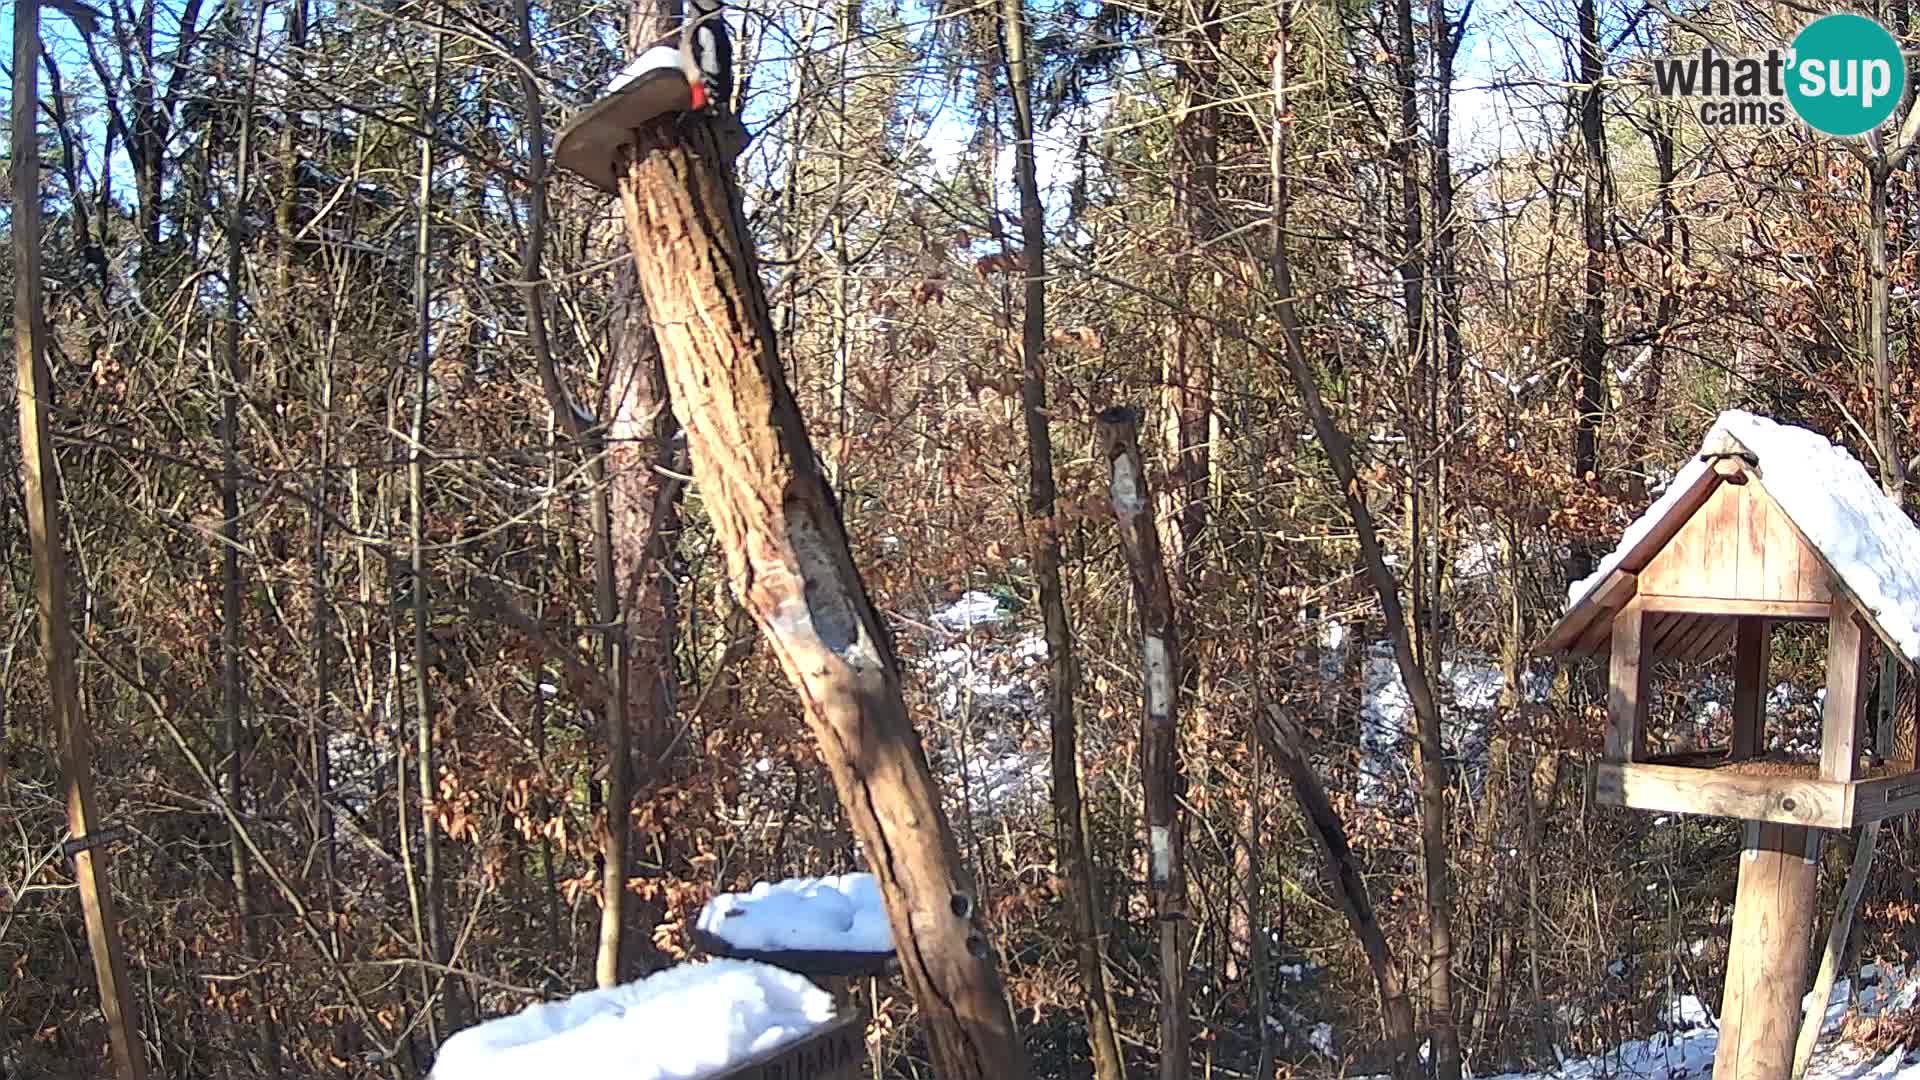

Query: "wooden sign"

xmin=710 ymin=1011 xmax=864 ymax=1080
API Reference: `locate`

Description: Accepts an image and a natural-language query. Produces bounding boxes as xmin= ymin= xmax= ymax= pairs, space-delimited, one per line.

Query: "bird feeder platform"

xmin=704 ymin=1008 xmax=865 ymax=1080
xmin=553 ymin=47 xmax=697 ymax=194
xmin=691 ymin=928 xmax=899 ymax=982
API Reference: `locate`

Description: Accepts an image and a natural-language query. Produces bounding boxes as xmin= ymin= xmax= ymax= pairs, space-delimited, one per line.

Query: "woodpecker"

xmin=679 ymin=0 xmax=733 ymax=112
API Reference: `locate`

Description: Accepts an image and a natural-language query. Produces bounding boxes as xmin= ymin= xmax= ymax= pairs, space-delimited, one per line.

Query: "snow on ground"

xmin=1357 ymin=644 xmax=1510 ymax=806
xmin=697 ymin=873 xmax=893 ymax=955
xmin=430 ymin=959 xmax=835 ymax=1080
xmin=912 ymin=591 xmax=1054 ymax=819
xmin=1469 ymin=969 xmax=1920 ymax=1080
xmin=932 ymin=590 xmax=1014 ymax=631
xmin=1569 ymin=411 xmax=1920 ymax=662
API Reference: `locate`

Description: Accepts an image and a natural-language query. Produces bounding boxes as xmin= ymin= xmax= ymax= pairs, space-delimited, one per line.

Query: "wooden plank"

xmin=1747 ymin=476 xmax=1837 ymax=607
xmin=1646 ymin=612 xmax=1687 ymax=657
xmin=1738 ymin=477 xmax=1772 ymax=599
xmin=1607 ymin=603 xmax=1652 ymax=762
xmin=1666 ymin=615 xmax=1722 ymax=662
xmin=11 ymin=6 xmax=149 ymax=1079
xmin=1688 ymin=619 xmax=1739 ymax=664
xmin=1823 ymin=602 xmax=1868 ymax=783
xmin=1619 ymin=468 xmax=1724 ymax=571
xmin=1592 ymin=761 xmax=1850 ymax=829
xmin=1732 ymin=618 xmax=1771 ymax=761
xmin=1702 ymin=482 xmax=1743 ymax=598
xmin=1574 ymin=608 xmax=1615 ymax=655
xmin=1642 ymin=505 xmax=1697 ymax=596
xmin=1714 ymin=822 xmax=1819 ymax=1080
xmin=1635 ymin=596 xmax=1830 ymax=620
xmin=1848 ymin=769 xmax=1920 ymax=825
xmin=1634 ymin=471 xmax=1724 ymax=595
xmin=709 ymin=1010 xmax=867 ymax=1080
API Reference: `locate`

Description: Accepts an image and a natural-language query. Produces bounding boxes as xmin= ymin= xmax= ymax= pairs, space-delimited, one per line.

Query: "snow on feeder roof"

xmin=1540 ymin=410 xmax=1920 ymax=665
xmin=693 ymin=873 xmax=898 ymax=978
xmin=429 ymin=958 xmax=842 ymax=1080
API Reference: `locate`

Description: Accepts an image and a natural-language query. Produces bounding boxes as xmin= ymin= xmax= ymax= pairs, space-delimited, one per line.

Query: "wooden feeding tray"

xmin=1596 ymin=750 xmax=1920 ymax=829
xmin=691 ymin=928 xmax=899 ymax=981
xmin=707 ymin=1008 xmax=865 ymax=1080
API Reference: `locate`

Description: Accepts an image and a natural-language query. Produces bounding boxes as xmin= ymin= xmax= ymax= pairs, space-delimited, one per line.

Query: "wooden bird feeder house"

xmin=1538 ymin=414 xmax=1920 ymax=828
xmin=1537 ymin=410 xmax=1920 ymax=1080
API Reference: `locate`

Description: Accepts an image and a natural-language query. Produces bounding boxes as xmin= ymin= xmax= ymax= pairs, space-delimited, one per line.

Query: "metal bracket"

xmin=61 ymin=826 xmax=126 ymax=860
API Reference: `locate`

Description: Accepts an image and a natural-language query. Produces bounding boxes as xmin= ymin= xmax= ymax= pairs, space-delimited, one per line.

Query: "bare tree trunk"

xmin=1159 ymin=0 xmax=1222 ymax=586
xmin=1428 ymin=0 xmax=1465 ymax=431
xmin=220 ymin=2 xmax=279 ymax=1064
xmin=1570 ymin=0 xmax=1607 ymax=583
xmin=613 ymin=110 xmax=1034 ymax=1080
xmin=997 ymin=2 xmax=1124 ymax=1077
xmin=407 ymin=22 xmax=462 ymax=1031
xmin=1268 ymin=16 xmax=1441 ymax=1075
xmin=1096 ymin=409 xmax=1189 ymax=1080
xmin=11 ymin=5 xmax=149 ymax=1075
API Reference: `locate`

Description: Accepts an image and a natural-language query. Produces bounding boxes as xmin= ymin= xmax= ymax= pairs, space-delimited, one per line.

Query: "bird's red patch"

xmin=688 ymin=81 xmax=708 ymax=110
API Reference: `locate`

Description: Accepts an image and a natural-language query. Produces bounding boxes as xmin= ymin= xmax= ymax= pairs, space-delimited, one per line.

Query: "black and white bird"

xmin=678 ymin=0 xmax=733 ymax=112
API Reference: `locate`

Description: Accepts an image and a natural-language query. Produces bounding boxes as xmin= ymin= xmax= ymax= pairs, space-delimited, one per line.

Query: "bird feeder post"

xmin=1717 ymin=822 xmax=1819 ymax=1080
xmin=1731 ymin=618 xmax=1770 ymax=761
xmin=1606 ymin=601 xmax=1651 ymax=762
xmin=1535 ymin=414 xmax=1920 ymax=1080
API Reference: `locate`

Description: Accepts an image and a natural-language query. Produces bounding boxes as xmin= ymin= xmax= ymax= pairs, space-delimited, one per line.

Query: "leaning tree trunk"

xmin=1254 ymin=706 xmax=1417 ymax=1070
xmin=1097 ymin=408 xmax=1189 ymax=1080
xmin=613 ymin=116 xmax=1033 ymax=1080
xmin=1268 ymin=14 xmax=1431 ymax=1075
xmin=11 ymin=3 xmax=148 ymax=1075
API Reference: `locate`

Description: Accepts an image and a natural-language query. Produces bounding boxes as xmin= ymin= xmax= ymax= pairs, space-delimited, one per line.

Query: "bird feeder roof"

xmin=1539 ymin=411 xmax=1920 ymax=664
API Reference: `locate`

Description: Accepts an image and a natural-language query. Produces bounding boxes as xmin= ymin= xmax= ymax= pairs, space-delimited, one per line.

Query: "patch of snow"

xmin=697 ymin=873 xmax=893 ymax=955
xmin=932 ymin=590 xmax=1013 ymax=630
xmin=1358 ymin=648 xmax=1505 ymax=806
xmin=1478 ymin=978 xmax=1920 ymax=1080
xmin=431 ymin=959 xmax=835 ymax=1080
xmin=1568 ymin=411 xmax=1920 ymax=661
xmin=1666 ymin=994 xmax=1712 ymax=1029
xmin=607 ymin=46 xmax=683 ymax=95
xmin=1310 ymin=1022 xmax=1335 ymax=1056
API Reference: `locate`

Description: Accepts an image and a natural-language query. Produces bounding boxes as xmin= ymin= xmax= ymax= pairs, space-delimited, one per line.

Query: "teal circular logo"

xmin=1787 ymin=14 xmax=1905 ymax=137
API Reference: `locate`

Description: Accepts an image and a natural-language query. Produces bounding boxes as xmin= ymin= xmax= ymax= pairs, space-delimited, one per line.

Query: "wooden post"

xmin=1607 ymin=602 xmax=1651 ymax=761
xmin=1715 ymin=822 xmax=1818 ymax=1080
xmin=1095 ymin=406 xmax=1189 ymax=1077
xmin=1822 ymin=604 xmax=1868 ymax=783
xmin=1732 ymin=618 xmax=1770 ymax=761
xmin=612 ymin=119 xmax=1032 ymax=1080
xmin=11 ymin=5 xmax=148 ymax=1079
